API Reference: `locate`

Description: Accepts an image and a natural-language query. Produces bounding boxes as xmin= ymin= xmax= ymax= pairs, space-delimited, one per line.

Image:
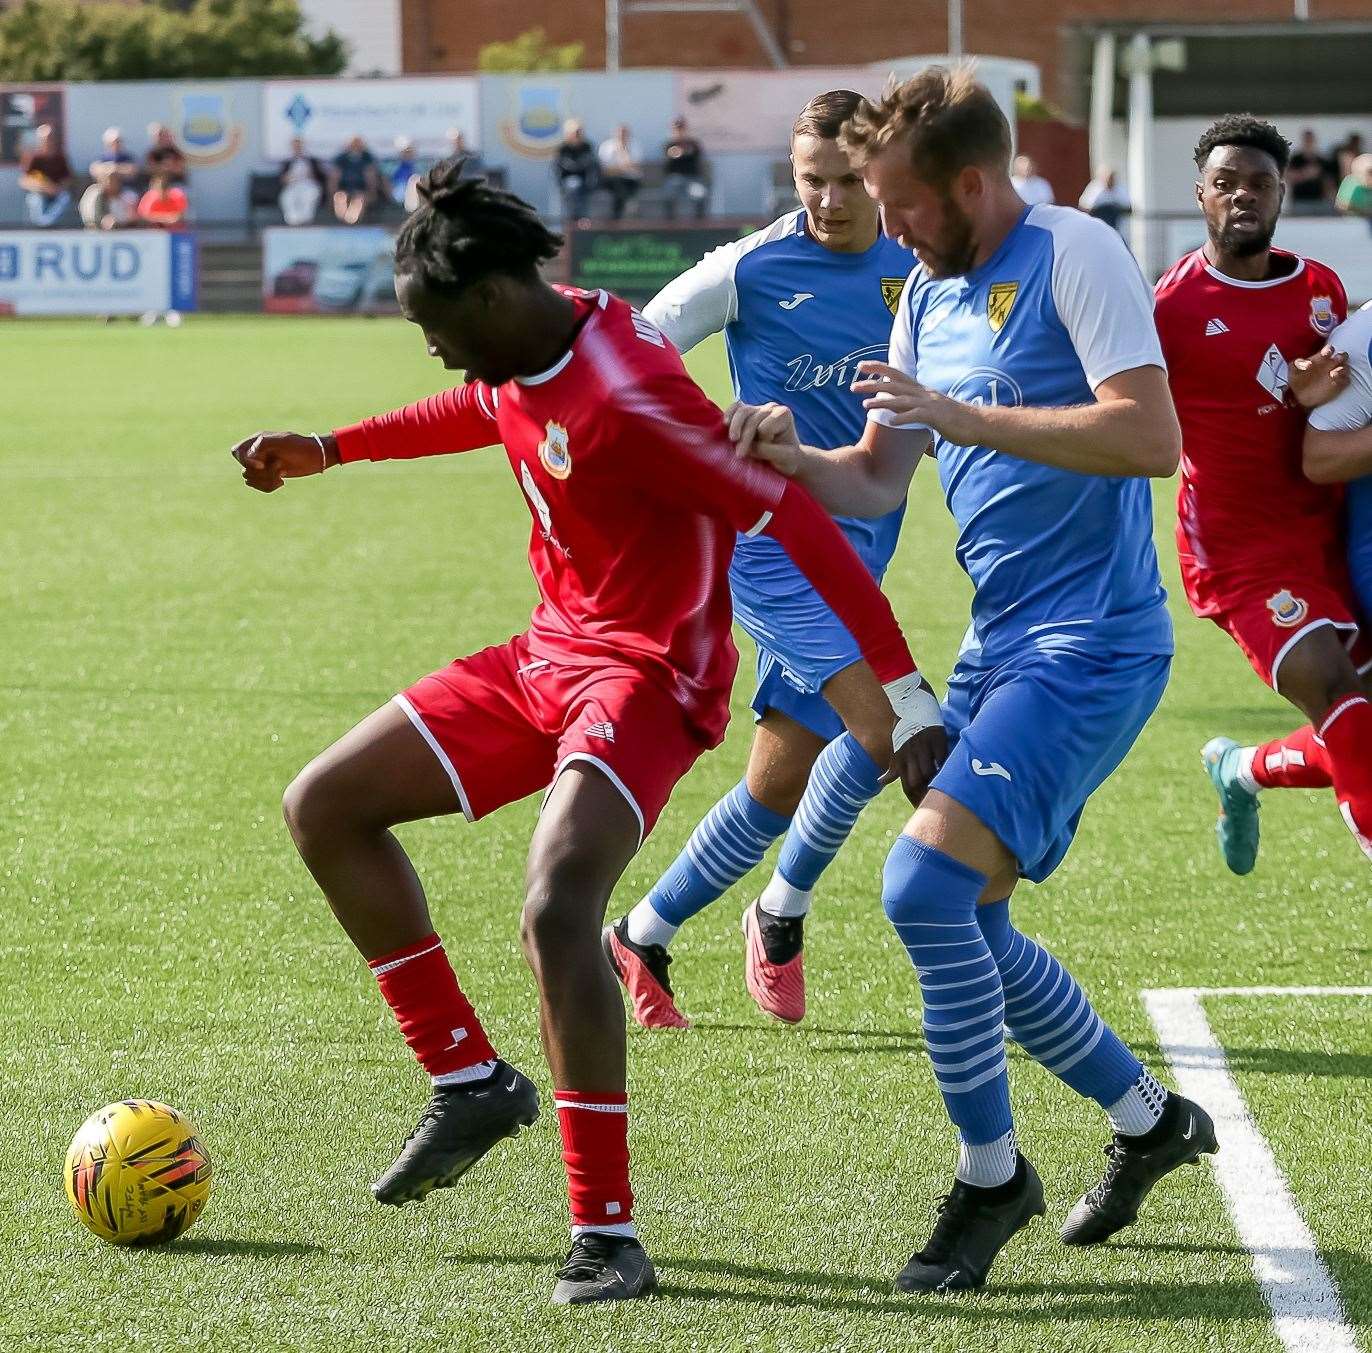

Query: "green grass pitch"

xmin=2 ymin=316 xmax=1369 ymax=1352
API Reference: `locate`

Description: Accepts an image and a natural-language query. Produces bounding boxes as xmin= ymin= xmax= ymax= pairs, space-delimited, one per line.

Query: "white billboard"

xmin=262 ymin=77 xmax=479 ymax=159
xmin=0 ymin=231 xmax=197 ymax=316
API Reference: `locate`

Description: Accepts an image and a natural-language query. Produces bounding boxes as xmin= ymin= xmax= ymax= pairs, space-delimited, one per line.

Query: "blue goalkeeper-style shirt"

xmin=870 ymin=203 xmax=1174 ymax=669
xmin=643 ymin=210 xmax=913 ymax=619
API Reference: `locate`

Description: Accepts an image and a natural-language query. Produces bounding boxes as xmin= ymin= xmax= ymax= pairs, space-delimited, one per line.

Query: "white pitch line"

xmin=1143 ymin=986 xmax=1366 ymax=1353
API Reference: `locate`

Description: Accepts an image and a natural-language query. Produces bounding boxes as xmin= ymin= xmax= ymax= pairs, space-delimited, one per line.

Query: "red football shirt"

xmin=1154 ymin=247 xmax=1347 ymax=613
xmin=334 ymin=288 xmax=913 ymax=741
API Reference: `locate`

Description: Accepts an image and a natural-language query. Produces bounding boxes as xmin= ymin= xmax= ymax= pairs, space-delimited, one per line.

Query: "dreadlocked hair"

xmin=394 ymin=157 xmax=564 ymax=295
xmin=1194 ymin=115 xmax=1291 ymax=174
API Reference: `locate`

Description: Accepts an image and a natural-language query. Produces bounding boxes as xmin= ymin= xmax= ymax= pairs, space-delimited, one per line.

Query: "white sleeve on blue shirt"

xmin=866 ymin=270 xmax=926 ymax=430
xmin=1307 ymin=302 xmax=1372 ymax=432
xmin=1033 ymin=204 xmax=1166 ymax=390
xmin=641 ymin=238 xmax=740 ymax=354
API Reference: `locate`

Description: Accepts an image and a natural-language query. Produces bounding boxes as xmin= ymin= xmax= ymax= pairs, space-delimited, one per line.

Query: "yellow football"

xmin=64 ymin=1100 xmax=212 ymax=1245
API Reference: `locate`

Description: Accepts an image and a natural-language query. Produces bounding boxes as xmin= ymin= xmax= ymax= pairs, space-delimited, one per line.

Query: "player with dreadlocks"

xmin=229 ymin=160 xmax=944 ymax=1303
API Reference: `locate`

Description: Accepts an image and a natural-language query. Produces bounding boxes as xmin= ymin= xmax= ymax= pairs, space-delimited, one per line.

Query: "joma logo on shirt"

xmin=783 ymin=343 xmax=887 ymax=394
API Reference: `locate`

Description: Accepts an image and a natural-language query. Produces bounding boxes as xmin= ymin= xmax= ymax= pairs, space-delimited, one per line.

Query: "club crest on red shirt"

xmin=1266 ymin=589 xmax=1309 ymax=628
xmin=1309 ymin=294 xmax=1336 ymax=336
xmin=539 ymin=420 xmax=572 ymax=479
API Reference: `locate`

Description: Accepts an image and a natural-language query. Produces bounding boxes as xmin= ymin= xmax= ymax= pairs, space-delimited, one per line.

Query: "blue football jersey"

xmin=1307 ymin=301 xmax=1372 ymax=616
xmin=644 ymin=211 xmax=913 ymax=611
xmin=871 ymin=204 xmax=1174 ymax=667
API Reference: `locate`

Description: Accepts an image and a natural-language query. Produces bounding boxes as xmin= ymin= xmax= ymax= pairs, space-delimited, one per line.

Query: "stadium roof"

xmin=1067 ymin=20 xmax=1372 ymax=118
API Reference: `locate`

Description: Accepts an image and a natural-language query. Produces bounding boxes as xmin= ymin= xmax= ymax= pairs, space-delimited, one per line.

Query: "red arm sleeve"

xmin=333 ymin=380 xmax=501 ymax=464
xmin=762 ymin=482 xmax=917 ymax=684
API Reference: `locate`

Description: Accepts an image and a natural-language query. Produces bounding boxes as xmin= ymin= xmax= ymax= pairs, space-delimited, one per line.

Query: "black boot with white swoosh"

xmin=1061 ymin=1094 xmax=1218 ymax=1246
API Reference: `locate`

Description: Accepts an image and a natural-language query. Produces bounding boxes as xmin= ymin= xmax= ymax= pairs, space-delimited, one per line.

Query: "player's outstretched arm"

xmin=232 ymin=432 xmax=337 ymax=493
xmin=1304 ymin=424 xmax=1372 ymax=484
xmin=1303 ymin=338 xmax=1372 ymax=483
xmin=761 ymin=481 xmax=947 ymax=803
xmin=728 ymin=401 xmax=928 ymax=517
xmin=853 ymin=360 xmax=1180 ymax=478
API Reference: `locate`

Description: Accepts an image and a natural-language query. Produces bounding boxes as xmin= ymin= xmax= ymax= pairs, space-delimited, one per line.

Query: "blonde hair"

xmin=841 ymin=65 xmax=1011 ymax=186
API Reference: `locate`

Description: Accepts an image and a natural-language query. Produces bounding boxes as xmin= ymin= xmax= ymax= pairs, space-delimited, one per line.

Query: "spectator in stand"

xmin=598 ymin=123 xmax=643 ymax=220
xmin=79 ymin=167 xmax=139 ymax=231
xmin=1335 ymin=132 xmax=1365 ymax=180
xmin=554 ymin=119 xmax=598 ymax=222
xmin=1286 ymin=129 xmax=1336 ymax=213
xmin=448 ymin=127 xmax=485 ymax=179
xmin=1077 ymin=164 xmax=1129 ymax=232
xmin=661 ymin=115 xmax=708 ymax=219
xmin=330 ymin=135 xmax=380 ymax=225
xmin=1010 ymin=154 xmax=1054 ymax=206
xmin=19 ymin=124 xmax=72 ymax=227
xmin=144 ymin=123 xmax=187 ymax=185
xmin=137 ymin=172 xmax=189 ymax=228
xmin=390 ymin=137 xmax=422 ymax=213
xmin=1336 ymin=153 xmax=1372 ymax=231
xmin=278 ymin=136 xmax=327 ymax=226
xmin=90 ymin=127 xmax=137 ymax=186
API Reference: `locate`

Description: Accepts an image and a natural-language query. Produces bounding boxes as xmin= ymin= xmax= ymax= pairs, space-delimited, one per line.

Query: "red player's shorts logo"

xmin=1266 ymin=589 xmax=1310 ymax=628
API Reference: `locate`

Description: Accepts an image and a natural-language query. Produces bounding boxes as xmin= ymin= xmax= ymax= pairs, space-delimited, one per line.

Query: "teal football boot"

xmin=1202 ymin=736 xmax=1260 ymax=875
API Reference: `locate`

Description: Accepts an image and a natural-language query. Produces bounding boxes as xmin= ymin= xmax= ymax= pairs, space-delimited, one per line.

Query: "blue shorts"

xmin=736 ymin=594 xmax=861 ymax=743
xmin=933 ymin=647 xmax=1170 ymax=882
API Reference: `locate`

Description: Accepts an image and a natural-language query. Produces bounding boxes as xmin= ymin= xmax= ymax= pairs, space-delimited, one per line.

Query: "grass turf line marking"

xmin=1143 ymin=986 xmax=1372 ymax=1353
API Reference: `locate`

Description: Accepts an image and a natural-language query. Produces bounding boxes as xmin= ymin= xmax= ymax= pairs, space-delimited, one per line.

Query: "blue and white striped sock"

xmin=883 ymin=836 xmax=1016 ymax=1187
xmin=977 ymin=899 xmax=1158 ymax=1130
xmin=627 ymin=782 xmax=790 ymax=948
xmin=760 ymin=734 xmax=883 ymax=918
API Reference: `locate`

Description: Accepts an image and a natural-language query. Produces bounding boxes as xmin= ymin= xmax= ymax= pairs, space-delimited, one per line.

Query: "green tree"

xmin=0 ymin=0 xmax=348 ymax=81
xmin=477 ymin=27 xmax=582 ymax=74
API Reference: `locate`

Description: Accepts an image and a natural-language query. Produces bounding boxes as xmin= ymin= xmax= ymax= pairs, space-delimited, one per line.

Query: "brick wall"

xmin=403 ymin=0 xmax=1372 ymax=107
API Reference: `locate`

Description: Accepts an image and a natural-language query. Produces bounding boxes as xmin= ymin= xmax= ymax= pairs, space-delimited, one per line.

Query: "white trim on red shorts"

xmin=391 ymin=694 xmax=476 ymax=822
xmin=1270 ymin=616 xmax=1360 ymax=691
xmin=548 ymin=752 xmax=645 ymax=850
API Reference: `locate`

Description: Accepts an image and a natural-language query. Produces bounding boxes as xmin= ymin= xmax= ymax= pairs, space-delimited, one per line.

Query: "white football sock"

xmin=1235 ymin=746 xmax=1261 ymax=795
xmin=432 ymin=1059 xmax=498 ymax=1088
xmin=1107 ymin=1069 xmax=1169 ymax=1136
xmin=955 ymin=1129 xmax=1017 ymax=1188
xmin=572 ymin=1221 xmax=638 ymax=1239
xmin=625 ymin=898 xmax=678 ymax=949
xmin=757 ymin=872 xmax=813 ymax=918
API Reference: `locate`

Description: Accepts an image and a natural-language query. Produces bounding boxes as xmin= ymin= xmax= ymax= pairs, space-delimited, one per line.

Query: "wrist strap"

xmin=311 ymin=433 xmax=327 ymax=473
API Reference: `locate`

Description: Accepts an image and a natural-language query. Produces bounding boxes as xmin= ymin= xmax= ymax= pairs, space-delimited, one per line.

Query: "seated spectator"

xmin=390 ymin=137 xmax=422 ymax=212
xmin=1011 ymin=155 xmax=1054 ymax=206
xmin=137 ymin=172 xmax=189 ymax=228
xmin=598 ymin=123 xmax=643 ymax=220
xmin=448 ymin=127 xmax=485 ymax=179
xmin=79 ymin=168 xmax=139 ymax=230
xmin=330 ymin=135 xmax=380 ymax=225
xmin=1285 ymin=129 xmax=1336 ymax=213
xmin=278 ymin=136 xmax=327 ymax=226
xmin=1336 ymin=153 xmax=1372 ymax=230
xmin=19 ymin=123 xmax=73 ymax=227
xmin=554 ymin=119 xmax=598 ymax=221
xmin=1077 ymin=165 xmax=1129 ymax=231
xmin=144 ymin=123 xmax=188 ymax=185
xmin=90 ymin=127 xmax=138 ymax=185
xmin=662 ymin=115 xmax=708 ymax=220
xmin=1335 ymin=132 xmax=1365 ymax=180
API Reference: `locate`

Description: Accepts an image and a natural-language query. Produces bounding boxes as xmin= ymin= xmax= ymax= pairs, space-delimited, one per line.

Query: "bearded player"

xmin=603 ymin=90 xmax=918 ymax=1030
xmin=731 ymin=70 xmax=1212 ymax=1293
xmin=1154 ymin=115 xmax=1372 ymax=870
xmin=229 ymin=163 xmax=943 ymax=1305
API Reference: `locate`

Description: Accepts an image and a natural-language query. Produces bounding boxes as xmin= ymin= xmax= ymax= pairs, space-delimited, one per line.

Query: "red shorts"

xmin=1203 ymin=577 xmax=1372 ymax=689
xmin=393 ymin=635 xmax=713 ymax=845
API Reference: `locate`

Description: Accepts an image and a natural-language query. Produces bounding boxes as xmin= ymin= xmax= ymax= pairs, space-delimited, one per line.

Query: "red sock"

xmin=368 ymin=932 xmax=497 ymax=1077
xmin=555 ymin=1089 xmax=634 ymax=1231
xmin=1250 ymin=725 xmax=1334 ymax=790
xmin=1320 ymin=696 xmax=1372 ymax=858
